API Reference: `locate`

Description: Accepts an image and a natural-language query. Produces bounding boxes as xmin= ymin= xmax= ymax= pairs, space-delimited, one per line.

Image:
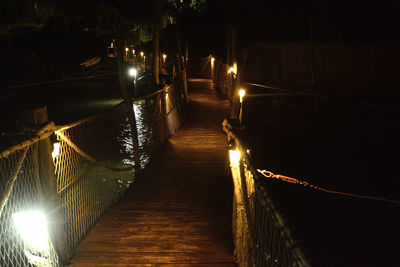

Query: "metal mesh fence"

xmin=223 ymin=119 xmax=309 ymax=267
xmin=0 ymin=84 xmax=183 ymax=266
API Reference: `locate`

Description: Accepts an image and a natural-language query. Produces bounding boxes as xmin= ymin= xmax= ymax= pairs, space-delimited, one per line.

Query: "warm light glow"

xmin=228 ymin=67 xmax=236 ymax=75
xmin=128 ymin=68 xmax=137 ymax=77
xmin=229 ymin=150 xmax=241 ymax=167
xmin=13 ymin=211 xmax=50 ymax=252
xmin=125 ymin=47 xmax=129 ymax=52
xmin=211 ymin=57 xmax=215 ymax=64
xmin=52 ymin=142 xmax=60 ymax=161
xmin=239 ymin=89 xmax=246 ymax=103
xmin=162 ymin=54 xmax=167 ymax=60
xmin=233 ymin=62 xmax=237 ymax=74
xmin=165 ymin=93 xmax=168 ymax=99
xmin=132 ymin=49 xmax=135 ymax=54
xmin=140 ymin=51 xmax=144 ymax=57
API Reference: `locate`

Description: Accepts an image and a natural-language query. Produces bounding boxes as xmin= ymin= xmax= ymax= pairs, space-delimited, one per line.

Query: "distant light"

xmin=162 ymin=54 xmax=167 ymax=60
xmin=13 ymin=211 xmax=50 ymax=252
xmin=125 ymin=47 xmax=129 ymax=52
xmin=128 ymin=68 xmax=137 ymax=78
xmin=211 ymin=57 xmax=215 ymax=64
xmin=239 ymin=89 xmax=246 ymax=103
xmin=140 ymin=51 xmax=144 ymax=57
xmin=165 ymin=93 xmax=168 ymax=99
xmin=229 ymin=150 xmax=241 ymax=167
xmin=132 ymin=49 xmax=135 ymax=54
xmin=227 ymin=67 xmax=237 ymax=75
xmin=52 ymin=142 xmax=60 ymax=161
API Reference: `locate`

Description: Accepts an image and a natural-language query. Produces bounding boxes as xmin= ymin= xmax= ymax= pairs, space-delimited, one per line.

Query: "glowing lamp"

xmin=140 ymin=51 xmax=144 ymax=57
xmin=13 ymin=211 xmax=50 ymax=252
xmin=128 ymin=68 xmax=137 ymax=78
xmin=132 ymin=49 xmax=135 ymax=54
xmin=52 ymin=142 xmax=60 ymax=161
xmin=125 ymin=47 xmax=129 ymax=52
xmin=239 ymin=89 xmax=246 ymax=103
xmin=165 ymin=93 xmax=168 ymax=99
xmin=229 ymin=150 xmax=241 ymax=167
xmin=162 ymin=54 xmax=167 ymax=60
xmin=211 ymin=57 xmax=215 ymax=63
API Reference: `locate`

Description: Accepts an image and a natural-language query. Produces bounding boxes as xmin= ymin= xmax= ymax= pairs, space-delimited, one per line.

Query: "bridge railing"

xmin=0 ymin=83 xmax=185 ymax=266
xmin=222 ymin=118 xmax=309 ymax=267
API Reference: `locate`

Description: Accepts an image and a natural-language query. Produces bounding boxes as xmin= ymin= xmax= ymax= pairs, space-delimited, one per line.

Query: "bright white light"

xmin=229 ymin=150 xmax=241 ymax=167
xmin=125 ymin=47 xmax=129 ymax=52
xmin=24 ymin=251 xmax=51 ymax=266
xmin=165 ymin=93 xmax=168 ymax=99
xmin=162 ymin=54 xmax=167 ymax=60
xmin=211 ymin=57 xmax=215 ymax=63
xmin=13 ymin=211 xmax=50 ymax=252
xmin=52 ymin=142 xmax=60 ymax=160
xmin=128 ymin=68 xmax=137 ymax=77
xmin=239 ymin=89 xmax=246 ymax=103
xmin=140 ymin=51 xmax=144 ymax=57
xmin=132 ymin=49 xmax=135 ymax=54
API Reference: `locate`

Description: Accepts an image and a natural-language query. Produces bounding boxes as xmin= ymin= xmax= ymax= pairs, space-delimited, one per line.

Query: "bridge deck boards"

xmin=71 ymin=79 xmax=235 ymax=266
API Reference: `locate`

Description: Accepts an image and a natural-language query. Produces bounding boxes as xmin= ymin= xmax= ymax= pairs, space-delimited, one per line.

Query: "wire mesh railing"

xmin=0 ymin=82 xmax=184 ymax=266
xmin=222 ymin=118 xmax=309 ymax=267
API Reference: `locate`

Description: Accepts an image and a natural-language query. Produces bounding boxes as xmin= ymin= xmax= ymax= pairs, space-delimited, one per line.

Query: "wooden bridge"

xmin=70 ymin=79 xmax=236 ymax=266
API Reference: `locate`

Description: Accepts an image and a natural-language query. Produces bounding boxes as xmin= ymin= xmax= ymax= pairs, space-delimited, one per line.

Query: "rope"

xmin=0 ymin=123 xmax=55 ymax=159
xmin=54 ymin=131 xmax=134 ymax=172
xmin=257 ymin=169 xmax=400 ymax=205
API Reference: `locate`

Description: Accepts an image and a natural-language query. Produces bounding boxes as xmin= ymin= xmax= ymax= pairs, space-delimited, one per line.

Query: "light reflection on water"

xmin=119 ymin=101 xmax=154 ymax=170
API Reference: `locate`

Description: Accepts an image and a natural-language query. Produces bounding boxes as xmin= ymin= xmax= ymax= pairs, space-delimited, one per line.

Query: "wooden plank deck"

xmin=70 ymin=79 xmax=235 ymax=266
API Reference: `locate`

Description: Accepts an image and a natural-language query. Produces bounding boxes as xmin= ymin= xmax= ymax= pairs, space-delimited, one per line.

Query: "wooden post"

xmin=160 ymin=90 xmax=169 ymax=143
xmin=176 ymin=26 xmax=188 ymax=103
xmin=37 ymin=134 xmax=69 ymax=264
xmin=22 ymin=107 xmax=69 ymax=264
xmin=152 ymin=0 xmax=162 ymax=85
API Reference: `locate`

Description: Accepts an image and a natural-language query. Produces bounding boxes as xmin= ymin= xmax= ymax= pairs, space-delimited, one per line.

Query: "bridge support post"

xmin=23 ymin=107 xmax=69 ymax=264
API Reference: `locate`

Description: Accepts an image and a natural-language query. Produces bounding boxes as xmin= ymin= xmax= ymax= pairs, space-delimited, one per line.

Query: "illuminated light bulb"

xmin=211 ymin=57 xmax=215 ymax=63
xmin=13 ymin=211 xmax=50 ymax=252
xmin=162 ymin=54 xmax=167 ymax=60
xmin=132 ymin=49 xmax=135 ymax=54
xmin=125 ymin=47 xmax=129 ymax=52
xmin=128 ymin=68 xmax=137 ymax=77
xmin=140 ymin=51 xmax=144 ymax=57
xmin=229 ymin=150 xmax=241 ymax=167
xmin=52 ymin=142 xmax=60 ymax=160
xmin=239 ymin=89 xmax=246 ymax=103
xmin=165 ymin=93 xmax=168 ymax=99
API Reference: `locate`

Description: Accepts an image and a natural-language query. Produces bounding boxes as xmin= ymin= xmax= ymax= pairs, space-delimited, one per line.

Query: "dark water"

xmin=242 ymin=96 xmax=400 ymax=267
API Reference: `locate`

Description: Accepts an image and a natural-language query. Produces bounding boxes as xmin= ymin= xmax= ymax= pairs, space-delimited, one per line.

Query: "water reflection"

xmin=118 ymin=101 xmax=155 ymax=170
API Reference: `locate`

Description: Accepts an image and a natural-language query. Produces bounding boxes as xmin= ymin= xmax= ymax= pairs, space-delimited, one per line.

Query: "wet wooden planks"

xmin=71 ymin=79 xmax=235 ymax=266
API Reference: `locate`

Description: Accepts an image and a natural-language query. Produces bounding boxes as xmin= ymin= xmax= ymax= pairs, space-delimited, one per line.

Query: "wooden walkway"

xmin=71 ymin=79 xmax=235 ymax=266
